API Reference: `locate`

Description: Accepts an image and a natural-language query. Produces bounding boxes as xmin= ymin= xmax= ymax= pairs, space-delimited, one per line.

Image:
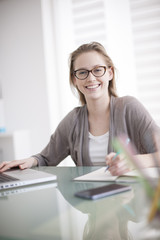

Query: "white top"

xmin=89 ymin=131 xmax=109 ymax=166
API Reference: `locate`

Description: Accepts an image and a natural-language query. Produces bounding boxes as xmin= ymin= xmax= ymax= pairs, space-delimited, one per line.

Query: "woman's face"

xmin=73 ymin=51 xmax=113 ymax=104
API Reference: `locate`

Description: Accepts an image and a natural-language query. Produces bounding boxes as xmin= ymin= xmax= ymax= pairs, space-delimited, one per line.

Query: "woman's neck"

xmin=87 ymin=96 xmax=110 ymax=118
xmin=87 ymin=97 xmax=110 ymax=136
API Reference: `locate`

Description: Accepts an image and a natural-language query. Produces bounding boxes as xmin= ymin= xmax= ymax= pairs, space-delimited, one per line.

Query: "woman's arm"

xmin=0 ymin=108 xmax=80 ymax=172
xmin=108 ymin=96 xmax=160 ymax=175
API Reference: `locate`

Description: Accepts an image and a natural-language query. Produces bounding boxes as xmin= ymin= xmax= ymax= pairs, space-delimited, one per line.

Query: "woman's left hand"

xmin=106 ymin=152 xmax=132 ymax=176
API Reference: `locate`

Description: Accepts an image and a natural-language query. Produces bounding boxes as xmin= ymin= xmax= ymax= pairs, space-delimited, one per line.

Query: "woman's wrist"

xmin=136 ymin=153 xmax=159 ymax=168
xmin=31 ymin=157 xmax=38 ymax=167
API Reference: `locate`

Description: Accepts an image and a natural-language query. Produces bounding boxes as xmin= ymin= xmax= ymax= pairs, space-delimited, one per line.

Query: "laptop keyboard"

xmin=0 ymin=174 xmax=19 ymax=183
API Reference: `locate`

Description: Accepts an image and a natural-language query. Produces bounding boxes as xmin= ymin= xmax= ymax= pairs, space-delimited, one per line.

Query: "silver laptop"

xmin=0 ymin=168 xmax=57 ymax=190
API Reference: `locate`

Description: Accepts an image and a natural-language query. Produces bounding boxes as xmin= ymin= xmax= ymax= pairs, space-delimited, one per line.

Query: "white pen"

xmin=105 ymin=137 xmax=130 ymax=172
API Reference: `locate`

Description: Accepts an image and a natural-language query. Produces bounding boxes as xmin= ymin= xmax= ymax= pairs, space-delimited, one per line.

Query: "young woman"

xmin=0 ymin=42 xmax=160 ymax=175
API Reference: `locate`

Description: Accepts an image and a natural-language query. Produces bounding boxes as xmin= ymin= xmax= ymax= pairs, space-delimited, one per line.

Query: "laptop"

xmin=0 ymin=168 xmax=57 ymax=190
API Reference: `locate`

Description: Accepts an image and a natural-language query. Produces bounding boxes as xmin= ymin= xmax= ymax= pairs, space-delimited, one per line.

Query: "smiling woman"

xmin=69 ymin=42 xmax=117 ymax=106
xmin=73 ymin=51 xmax=113 ymax=106
xmin=0 ymin=42 xmax=160 ymax=175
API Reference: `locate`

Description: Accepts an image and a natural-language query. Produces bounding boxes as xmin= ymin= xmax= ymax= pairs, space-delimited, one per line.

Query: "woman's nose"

xmin=86 ymin=72 xmax=96 ymax=81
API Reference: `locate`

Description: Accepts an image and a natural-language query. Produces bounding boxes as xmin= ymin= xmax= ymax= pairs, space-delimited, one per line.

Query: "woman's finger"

xmin=0 ymin=159 xmax=25 ymax=172
xmin=109 ymin=161 xmax=130 ymax=175
xmin=106 ymin=152 xmax=117 ymax=165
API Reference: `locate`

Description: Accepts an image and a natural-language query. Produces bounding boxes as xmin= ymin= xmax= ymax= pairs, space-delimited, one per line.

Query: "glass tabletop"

xmin=0 ymin=166 xmax=159 ymax=240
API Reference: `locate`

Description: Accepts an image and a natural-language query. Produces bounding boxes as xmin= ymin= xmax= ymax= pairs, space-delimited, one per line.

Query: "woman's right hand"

xmin=0 ymin=157 xmax=38 ymax=173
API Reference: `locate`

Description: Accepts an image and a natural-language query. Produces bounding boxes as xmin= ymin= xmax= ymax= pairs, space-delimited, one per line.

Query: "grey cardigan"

xmin=33 ymin=96 xmax=160 ymax=166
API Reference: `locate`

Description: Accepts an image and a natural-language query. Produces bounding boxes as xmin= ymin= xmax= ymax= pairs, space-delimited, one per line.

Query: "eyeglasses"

xmin=74 ymin=66 xmax=106 ymax=80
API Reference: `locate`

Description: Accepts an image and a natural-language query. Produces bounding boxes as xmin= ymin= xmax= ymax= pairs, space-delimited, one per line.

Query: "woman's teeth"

xmin=86 ymin=84 xmax=100 ymax=89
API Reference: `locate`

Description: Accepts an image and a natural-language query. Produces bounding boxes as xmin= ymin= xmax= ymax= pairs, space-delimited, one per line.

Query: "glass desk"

xmin=0 ymin=166 xmax=159 ymax=240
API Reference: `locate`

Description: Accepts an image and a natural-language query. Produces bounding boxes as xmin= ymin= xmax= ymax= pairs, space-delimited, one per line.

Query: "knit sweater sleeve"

xmin=32 ymin=107 xmax=81 ymax=166
xmin=120 ymin=96 xmax=160 ymax=153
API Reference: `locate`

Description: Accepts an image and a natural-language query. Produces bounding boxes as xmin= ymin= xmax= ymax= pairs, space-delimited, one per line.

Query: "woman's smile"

xmin=85 ymin=83 xmax=101 ymax=90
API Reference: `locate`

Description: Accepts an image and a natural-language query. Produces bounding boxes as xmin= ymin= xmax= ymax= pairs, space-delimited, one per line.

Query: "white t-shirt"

xmin=89 ymin=131 xmax=109 ymax=166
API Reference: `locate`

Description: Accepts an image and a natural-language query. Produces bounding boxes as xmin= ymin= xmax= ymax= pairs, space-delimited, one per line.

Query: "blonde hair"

xmin=69 ymin=42 xmax=118 ymax=105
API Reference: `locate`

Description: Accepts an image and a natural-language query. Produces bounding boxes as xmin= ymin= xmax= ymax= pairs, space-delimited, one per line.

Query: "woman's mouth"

xmin=85 ymin=84 xmax=101 ymax=89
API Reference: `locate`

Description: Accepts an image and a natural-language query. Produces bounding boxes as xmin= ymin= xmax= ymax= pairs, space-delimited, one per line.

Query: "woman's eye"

xmin=94 ymin=68 xmax=102 ymax=73
xmin=79 ymin=71 xmax=87 ymax=75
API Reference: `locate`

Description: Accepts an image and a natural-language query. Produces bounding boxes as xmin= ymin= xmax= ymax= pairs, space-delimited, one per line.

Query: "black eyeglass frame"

xmin=73 ymin=66 xmax=107 ymax=80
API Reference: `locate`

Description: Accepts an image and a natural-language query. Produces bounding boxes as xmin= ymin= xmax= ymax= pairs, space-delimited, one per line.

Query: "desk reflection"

xmin=0 ymin=167 xmax=159 ymax=240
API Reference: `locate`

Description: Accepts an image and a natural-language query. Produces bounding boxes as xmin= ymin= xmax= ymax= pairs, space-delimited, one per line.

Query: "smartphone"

xmin=75 ymin=183 xmax=132 ymax=200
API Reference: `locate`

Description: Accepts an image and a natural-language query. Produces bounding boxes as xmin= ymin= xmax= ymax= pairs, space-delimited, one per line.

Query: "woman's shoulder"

xmin=112 ymin=95 xmax=141 ymax=108
xmin=65 ymin=105 xmax=87 ymax=118
xmin=111 ymin=95 xmax=151 ymax=120
xmin=59 ymin=105 xmax=87 ymax=126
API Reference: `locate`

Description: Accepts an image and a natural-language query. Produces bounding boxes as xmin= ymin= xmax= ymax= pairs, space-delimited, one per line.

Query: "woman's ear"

xmin=108 ymin=67 xmax=113 ymax=81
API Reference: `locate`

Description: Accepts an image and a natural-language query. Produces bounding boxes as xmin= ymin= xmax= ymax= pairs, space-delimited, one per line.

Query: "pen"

xmin=105 ymin=137 xmax=130 ymax=172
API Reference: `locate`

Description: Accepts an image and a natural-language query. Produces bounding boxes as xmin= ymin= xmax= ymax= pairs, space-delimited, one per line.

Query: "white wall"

xmin=0 ymin=0 xmax=51 ymax=156
xmin=41 ymin=0 xmax=79 ymax=134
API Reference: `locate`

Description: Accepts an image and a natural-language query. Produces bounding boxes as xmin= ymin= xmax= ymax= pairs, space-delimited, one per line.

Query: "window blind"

xmin=71 ymin=0 xmax=107 ymax=47
xmin=130 ymin=0 xmax=160 ymax=126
